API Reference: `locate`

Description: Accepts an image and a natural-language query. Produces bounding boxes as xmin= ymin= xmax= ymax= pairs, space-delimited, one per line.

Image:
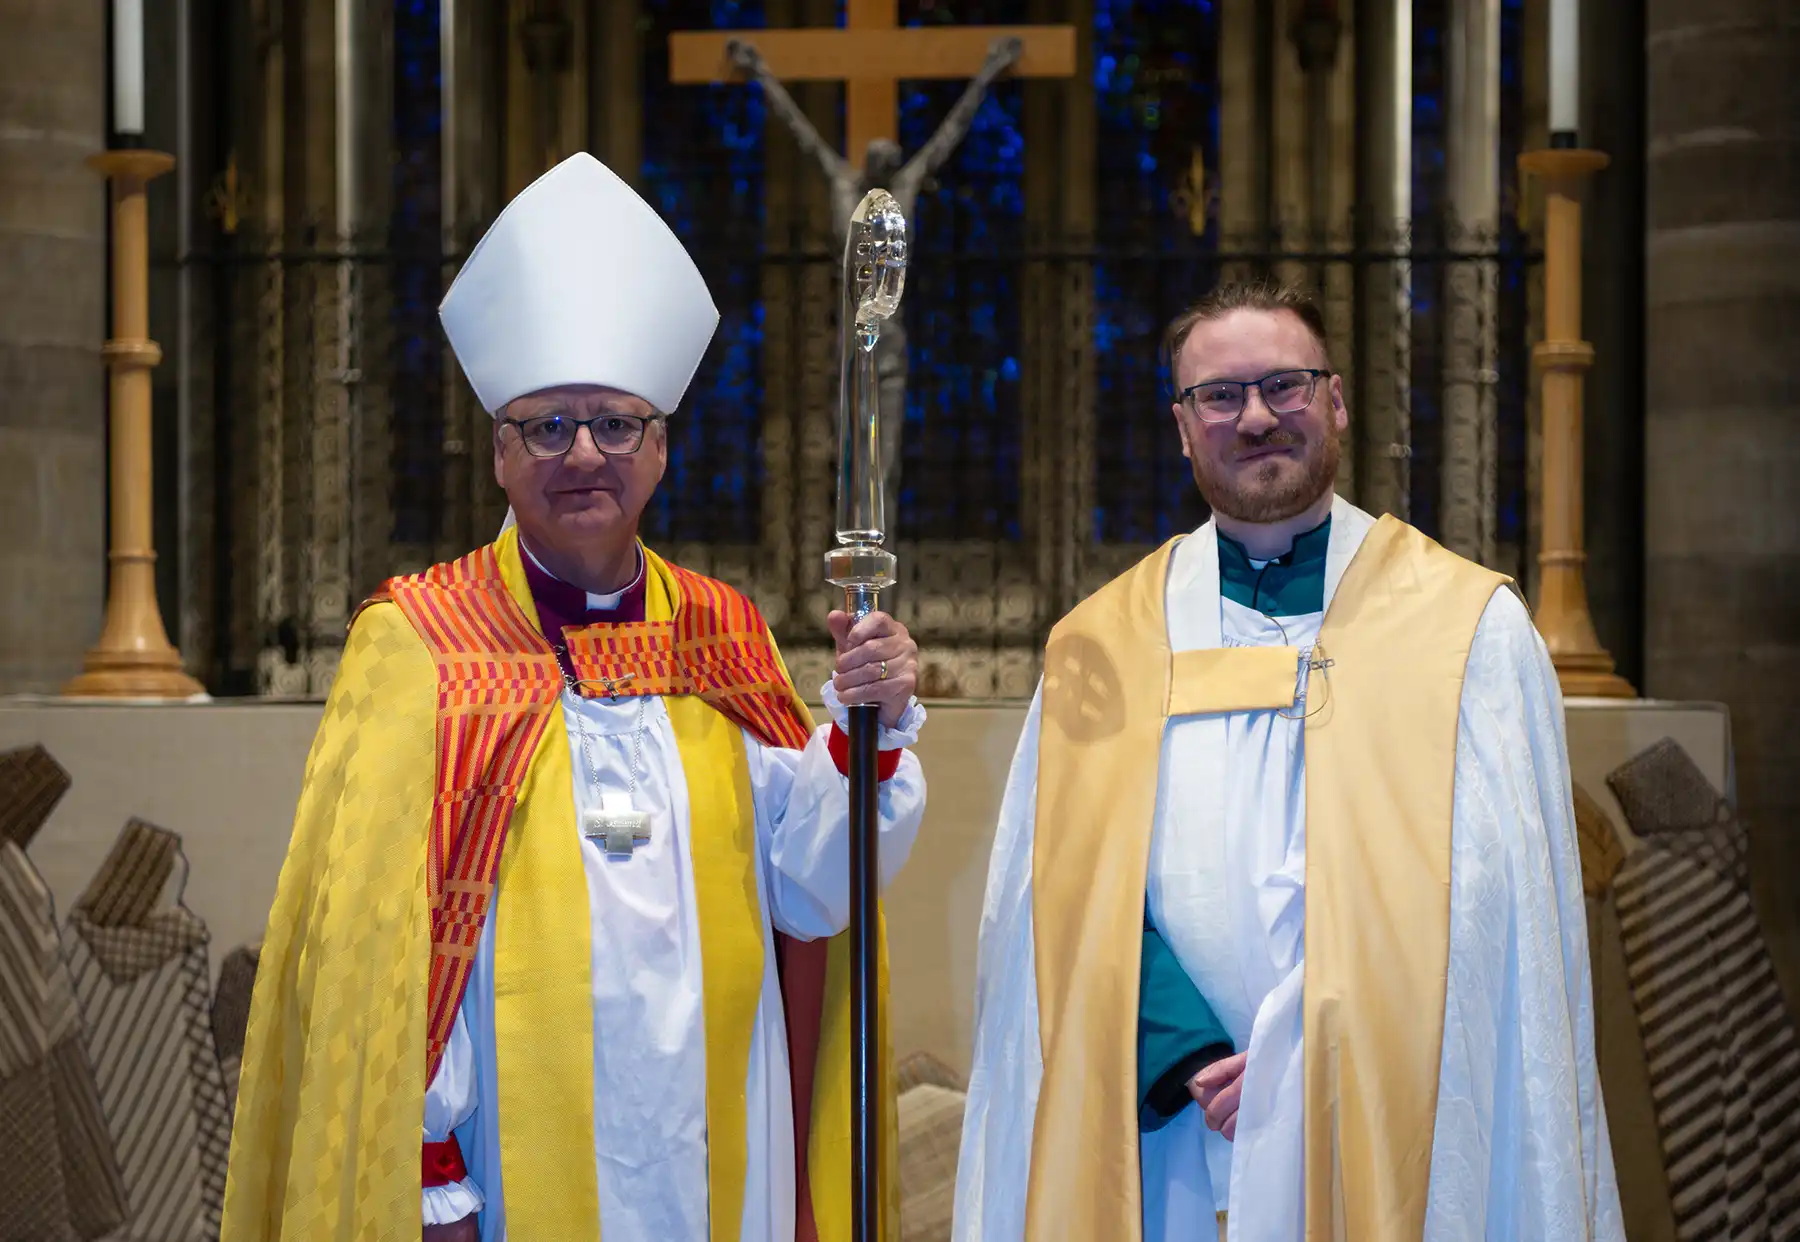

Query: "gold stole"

xmin=1024 ymin=516 xmax=1506 ymax=1241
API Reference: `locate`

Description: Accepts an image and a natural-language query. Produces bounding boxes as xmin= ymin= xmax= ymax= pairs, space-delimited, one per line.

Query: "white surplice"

xmin=420 ymin=672 xmax=926 ymax=1242
xmin=952 ymin=497 xmax=1624 ymax=1242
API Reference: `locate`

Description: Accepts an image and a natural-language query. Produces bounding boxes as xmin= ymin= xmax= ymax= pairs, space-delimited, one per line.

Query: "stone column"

xmin=1022 ymin=0 xmax=1064 ymax=630
xmin=444 ymin=0 xmax=509 ymax=552
xmin=1057 ymin=0 xmax=1097 ymax=620
xmin=1216 ymin=0 xmax=1266 ymax=271
xmin=1290 ymin=0 xmax=1357 ymax=502
xmin=1352 ymin=0 xmax=1411 ymax=519
xmin=1440 ymin=0 xmax=1502 ymax=568
xmin=1645 ymin=0 xmax=1800 ymax=1005
xmin=507 ymin=0 xmax=588 ymax=196
xmin=587 ymin=0 xmax=640 ymax=186
xmin=1574 ymin=0 xmax=1645 ymax=683
xmin=758 ymin=0 xmax=840 ymax=638
xmin=0 ymin=2 xmax=106 ymax=693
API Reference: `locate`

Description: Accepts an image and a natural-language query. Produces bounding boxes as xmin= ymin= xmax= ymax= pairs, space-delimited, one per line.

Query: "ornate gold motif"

xmin=204 ymin=154 xmax=252 ymax=236
xmin=1167 ymin=147 xmax=1215 ymax=238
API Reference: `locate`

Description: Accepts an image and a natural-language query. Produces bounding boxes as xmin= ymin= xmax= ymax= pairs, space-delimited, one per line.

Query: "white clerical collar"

xmin=520 ymin=537 xmax=645 ymax=610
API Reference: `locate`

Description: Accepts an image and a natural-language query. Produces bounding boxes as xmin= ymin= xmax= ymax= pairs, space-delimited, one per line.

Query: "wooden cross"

xmin=669 ymin=0 xmax=1078 ymax=165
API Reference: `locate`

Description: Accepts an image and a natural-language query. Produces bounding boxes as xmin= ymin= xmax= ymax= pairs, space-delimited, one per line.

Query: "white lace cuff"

xmin=818 ymin=680 xmax=926 ymax=748
xmin=422 ymin=1178 xmax=484 ymax=1226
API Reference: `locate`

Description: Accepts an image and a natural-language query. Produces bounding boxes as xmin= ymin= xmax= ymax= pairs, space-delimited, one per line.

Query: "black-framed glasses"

xmin=1178 ymin=369 xmax=1331 ymax=424
xmin=502 ymin=412 xmax=662 ymax=458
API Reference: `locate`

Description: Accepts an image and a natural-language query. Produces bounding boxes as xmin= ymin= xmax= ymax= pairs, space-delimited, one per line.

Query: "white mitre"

xmin=439 ymin=151 xmax=719 ymax=416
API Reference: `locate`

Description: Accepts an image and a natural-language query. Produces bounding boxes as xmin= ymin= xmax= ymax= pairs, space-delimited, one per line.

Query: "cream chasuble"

xmin=953 ymin=498 xmax=1624 ymax=1242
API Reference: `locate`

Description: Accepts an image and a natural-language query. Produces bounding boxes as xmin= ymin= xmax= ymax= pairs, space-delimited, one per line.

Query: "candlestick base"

xmin=64 ymin=542 xmax=204 ymax=701
xmin=64 ymin=657 xmax=206 ymax=701
xmin=1552 ymin=665 xmax=1637 ymax=700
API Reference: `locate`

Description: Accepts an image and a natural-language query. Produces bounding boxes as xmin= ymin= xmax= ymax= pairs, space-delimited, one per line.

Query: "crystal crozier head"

xmin=826 ymin=189 xmax=907 ymax=614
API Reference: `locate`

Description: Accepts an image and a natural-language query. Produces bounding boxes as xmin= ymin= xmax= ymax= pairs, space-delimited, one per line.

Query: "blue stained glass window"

xmin=639 ymin=0 xmax=767 ymax=543
xmin=898 ymin=0 xmax=1027 ymax=542
xmin=391 ymin=0 xmax=443 ymax=545
xmin=1091 ymin=0 xmax=1221 ymax=544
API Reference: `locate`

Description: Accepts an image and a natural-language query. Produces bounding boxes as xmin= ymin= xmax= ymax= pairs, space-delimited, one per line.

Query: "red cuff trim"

xmin=423 ymin=1136 xmax=468 ymax=1187
xmin=828 ymin=724 xmax=903 ymax=782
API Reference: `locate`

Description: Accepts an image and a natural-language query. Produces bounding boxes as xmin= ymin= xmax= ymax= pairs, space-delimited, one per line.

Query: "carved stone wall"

xmin=0 ymin=0 xmax=106 ymax=693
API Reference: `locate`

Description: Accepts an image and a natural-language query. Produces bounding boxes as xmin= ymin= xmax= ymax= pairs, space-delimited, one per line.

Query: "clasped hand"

xmin=827 ymin=610 xmax=918 ymax=730
xmin=1188 ymin=1051 xmax=1249 ymax=1142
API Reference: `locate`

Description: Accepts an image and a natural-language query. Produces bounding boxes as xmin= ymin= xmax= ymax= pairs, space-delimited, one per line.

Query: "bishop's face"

xmin=1170 ymin=308 xmax=1346 ymax=524
xmin=493 ymin=384 xmax=667 ymax=558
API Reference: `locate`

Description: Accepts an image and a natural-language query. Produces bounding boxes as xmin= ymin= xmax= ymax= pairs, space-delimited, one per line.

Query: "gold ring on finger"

xmin=879 ymin=659 xmax=889 ymax=680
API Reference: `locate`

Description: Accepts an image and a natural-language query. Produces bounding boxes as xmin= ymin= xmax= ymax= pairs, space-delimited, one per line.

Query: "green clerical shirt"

xmin=1134 ymin=515 xmax=1331 ymax=1131
xmin=1217 ymin=513 xmax=1331 ymax=616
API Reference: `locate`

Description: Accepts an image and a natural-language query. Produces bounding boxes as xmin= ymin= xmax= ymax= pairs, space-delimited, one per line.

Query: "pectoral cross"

xmin=582 ymin=791 xmax=651 ymax=857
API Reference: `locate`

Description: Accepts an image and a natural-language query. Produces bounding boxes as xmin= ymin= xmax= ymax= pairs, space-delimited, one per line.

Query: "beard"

xmin=1192 ymin=425 xmax=1341 ymax=524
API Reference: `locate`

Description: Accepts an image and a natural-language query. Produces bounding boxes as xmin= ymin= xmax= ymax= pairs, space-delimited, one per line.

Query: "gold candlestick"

xmin=63 ymin=149 xmax=205 ymax=700
xmin=1519 ymin=147 xmax=1634 ymax=698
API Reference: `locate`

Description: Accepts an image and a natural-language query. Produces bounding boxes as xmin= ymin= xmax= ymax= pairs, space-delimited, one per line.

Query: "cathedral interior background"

xmin=8 ymin=7 xmax=1800 ymax=1240
xmin=140 ymin=0 xmax=1644 ymax=701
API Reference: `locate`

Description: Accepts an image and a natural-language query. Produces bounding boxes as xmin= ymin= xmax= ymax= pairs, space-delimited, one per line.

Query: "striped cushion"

xmin=0 ymin=744 xmax=71 ymax=852
xmin=61 ymin=823 xmax=233 ymax=1242
xmin=1610 ymin=740 xmax=1800 ymax=1241
xmin=0 ymin=843 xmax=127 ymax=1240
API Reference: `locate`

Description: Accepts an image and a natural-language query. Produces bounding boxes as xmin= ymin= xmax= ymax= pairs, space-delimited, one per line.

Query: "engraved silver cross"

xmin=582 ymin=791 xmax=651 ymax=857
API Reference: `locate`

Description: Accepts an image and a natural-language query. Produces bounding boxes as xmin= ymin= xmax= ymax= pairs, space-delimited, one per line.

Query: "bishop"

xmin=223 ymin=153 xmax=930 ymax=1242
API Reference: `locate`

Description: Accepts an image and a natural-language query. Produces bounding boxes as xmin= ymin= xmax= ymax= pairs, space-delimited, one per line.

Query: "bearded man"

xmin=222 ymin=153 xmax=926 ymax=1242
xmin=953 ymin=280 xmax=1622 ymax=1242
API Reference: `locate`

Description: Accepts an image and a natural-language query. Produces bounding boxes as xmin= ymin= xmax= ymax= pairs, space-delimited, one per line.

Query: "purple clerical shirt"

xmin=517 ymin=539 xmax=647 ymax=685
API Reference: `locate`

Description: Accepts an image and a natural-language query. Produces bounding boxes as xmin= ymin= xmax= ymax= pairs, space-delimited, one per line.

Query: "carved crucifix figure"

xmin=727 ymin=35 xmax=1024 ymax=491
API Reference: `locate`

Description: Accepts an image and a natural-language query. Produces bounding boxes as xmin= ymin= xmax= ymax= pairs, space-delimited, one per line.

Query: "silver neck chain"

xmin=566 ymin=675 xmax=649 ymax=805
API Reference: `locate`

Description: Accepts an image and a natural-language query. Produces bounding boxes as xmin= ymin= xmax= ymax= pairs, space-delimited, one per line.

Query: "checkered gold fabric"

xmin=220 ymin=603 xmax=438 ymax=1241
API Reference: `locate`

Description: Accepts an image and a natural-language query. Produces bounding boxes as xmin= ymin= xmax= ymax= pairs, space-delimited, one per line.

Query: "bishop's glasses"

xmin=502 ymin=412 xmax=663 ymax=458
